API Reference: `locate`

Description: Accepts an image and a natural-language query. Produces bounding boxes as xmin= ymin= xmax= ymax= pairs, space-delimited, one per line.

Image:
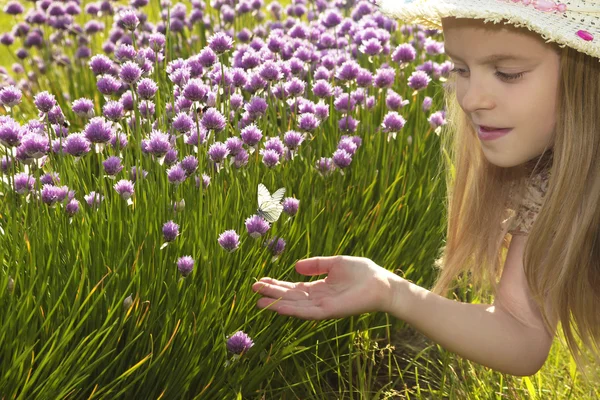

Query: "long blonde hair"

xmin=431 ymin=43 xmax=600 ymax=377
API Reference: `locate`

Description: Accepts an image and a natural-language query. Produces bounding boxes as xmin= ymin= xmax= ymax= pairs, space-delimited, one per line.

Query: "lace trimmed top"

xmin=504 ymin=169 xmax=551 ymax=236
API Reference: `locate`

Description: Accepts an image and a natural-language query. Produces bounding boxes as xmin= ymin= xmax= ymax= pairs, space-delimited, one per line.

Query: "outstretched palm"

xmin=251 ymin=255 xmax=399 ymax=320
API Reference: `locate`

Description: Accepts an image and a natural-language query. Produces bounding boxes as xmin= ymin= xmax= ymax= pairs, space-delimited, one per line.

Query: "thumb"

xmin=295 ymin=256 xmax=340 ymax=276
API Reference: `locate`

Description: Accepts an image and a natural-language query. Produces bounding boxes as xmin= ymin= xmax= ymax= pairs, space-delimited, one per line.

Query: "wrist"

xmin=383 ymin=272 xmax=412 ymax=319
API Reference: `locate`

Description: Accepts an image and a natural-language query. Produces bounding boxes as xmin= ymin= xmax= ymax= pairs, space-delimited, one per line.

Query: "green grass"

xmin=0 ymin=0 xmax=598 ymax=398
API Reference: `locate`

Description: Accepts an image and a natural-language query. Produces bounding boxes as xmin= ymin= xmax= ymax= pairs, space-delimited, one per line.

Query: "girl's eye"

xmin=449 ymin=67 xmax=524 ymax=82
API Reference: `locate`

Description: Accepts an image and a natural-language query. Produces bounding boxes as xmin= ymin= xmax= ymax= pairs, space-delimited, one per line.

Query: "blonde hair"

xmin=431 ymin=42 xmax=600 ymax=377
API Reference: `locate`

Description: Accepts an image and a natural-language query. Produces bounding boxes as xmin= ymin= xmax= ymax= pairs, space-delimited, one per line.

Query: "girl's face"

xmin=441 ymin=17 xmax=561 ymax=168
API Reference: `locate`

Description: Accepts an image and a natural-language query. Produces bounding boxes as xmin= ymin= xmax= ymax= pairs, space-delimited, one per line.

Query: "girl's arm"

xmin=386 ymin=234 xmax=558 ymax=376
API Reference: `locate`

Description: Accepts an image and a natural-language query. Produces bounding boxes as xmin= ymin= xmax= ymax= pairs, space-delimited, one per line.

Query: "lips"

xmin=480 ymin=125 xmax=509 ymax=131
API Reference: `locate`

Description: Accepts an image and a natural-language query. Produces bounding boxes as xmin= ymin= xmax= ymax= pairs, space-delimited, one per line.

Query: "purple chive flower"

xmin=34 ymin=91 xmax=56 ymax=113
xmin=334 ymin=93 xmax=356 ymax=113
xmin=47 ymin=106 xmax=65 ymax=125
xmin=225 ymin=136 xmax=244 ymax=156
xmin=264 ymin=137 xmax=285 ymax=156
xmin=407 ymin=70 xmax=432 ymax=91
xmin=283 ymin=131 xmax=305 ymax=150
xmin=356 ymin=68 xmax=374 ymax=88
xmin=218 ymin=230 xmax=240 ymax=252
xmin=392 ymin=43 xmax=417 ymax=64
xmin=115 ymin=44 xmax=137 ymax=63
xmin=84 ymin=191 xmax=104 ymax=208
xmin=332 ymin=149 xmax=352 ymax=169
xmin=164 ymin=148 xmax=178 ymax=166
xmin=339 ymin=115 xmax=359 ymax=133
xmin=422 ymin=97 xmax=433 ymax=112
xmin=130 ymin=166 xmax=148 ymax=182
xmin=201 ymin=108 xmax=226 ymax=132
xmin=72 ymin=98 xmax=95 ymax=118
xmin=18 ymin=133 xmax=49 ymax=158
xmin=103 ymin=156 xmax=123 ymax=176
xmin=359 ymin=38 xmax=383 ymax=56
xmin=338 ymin=137 xmax=358 ymax=155
xmin=233 ymin=149 xmax=249 ymax=168
xmin=428 ymin=111 xmax=447 ymax=129
xmin=316 ymin=157 xmax=334 ymax=176
xmin=282 ymin=198 xmax=299 ymax=216
xmin=182 ymin=78 xmax=208 ymax=102
xmin=386 ymin=90 xmax=408 ymax=111
xmin=4 ymin=1 xmax=24 ymax=15
xmin=97 ymin=74 xmax=122 ymax=96
xmin=266 ymin=237 xmax=286 ymax=257
xmin=180 ymin=155 xmax=198 ymax=175
xmin=1 ymin=155 xmax=12 ymax=173
xmin=374 ymin=67 xmax=396 ymax=89
xmin=230 ymin=93 xmax=244 ymax=110
xmin=0 ymin=117 xmax=22 ymax=147
xmin=114 ymin=179 xmax=134 ymax=200
xmin=120 ymin=91 xmax=134 ymax=111
xmin=312 ymin=80 xmax=333 ymax=99
xmin=0 ymin=85 xmax=22 ymax=107
xmin=240 ymin=124 xmax=262 ymax=147
xmin=137 ymin=78 xmax=158 ymax=100
xmin=148 ymin=32 xmax=166 ymax=51
xmin=147 ymin=130 xmax=171 ymax=157
xmin=245 ymin=96 xmax=268 ymax=119
xmin=336 ymin=61 xmax=360 ymax=82
xmin=41 ymin=184 xmax=68 ymax=206
xmin=172 ymin=112 xmax=194 ymax=134
xmin=245 ymin=214 xmax=270 ymax=238
xmin=89 ymin=54 xmax=114 ymax=75
xmin=208 ymin=142 xmax=229 ymax=163
xmin=259 ymin=61 xmax=281 ymax=82
xmin=118 ymin=9 xmax=139 ymax=31
xmin=103 ymin=100 xmax=124 ymax=121
xmin=64 ymin=133 xmax=91 ymax=157
xmin=260 ymin=149 xmax=280 ymax=168
xmin=0 ymin=33 xmax=14 ymax=46
xmin=177 ymin=256 xmax=194 ymax=277
xmin=14 ymin=172 xmax=35 ymax=194
xmin=139 ymin=100 xmax=155 ymax=119
xmin=298 ymin=113 xmax=319 ymax=132
xmin=84 ymin=117 xmax=113 ymax=144
xmin=66 ymin=199 xmax=80 ymax=216
xmin=162 ymin=220 xmax=180 ymax=242
xmin=198 ymin=47 xmax=217 ymax=67
xmin=382 ymin=111 xmax=406 ymax=132
xmin=119 ymin=61 xmax=142 ymax=84
xmin=284 ymin=77 xmax=305 ymax=97
xmin=167 ymin=164 xmax=186 ymax=185
xmin=40 ymin=172 xmax=60 ymax=185
xmin=314 ymin=101 xmax=329 ymax=120
xmin=226 ymin=331 xmax=254 ymax=355
xmin=208 ymin=32 xmax=234 ymax=54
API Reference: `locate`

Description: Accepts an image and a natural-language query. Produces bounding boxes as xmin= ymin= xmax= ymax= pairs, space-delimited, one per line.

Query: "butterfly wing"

xmin=258 ymin=200 xmax=284 ymax=223
xmin=270 ymin=187 xmax=286 ymax=203
xmin=258 ymin=183 xmax=271 ymax=207
xmin=257 ymin=183 xmax=286 ymax=223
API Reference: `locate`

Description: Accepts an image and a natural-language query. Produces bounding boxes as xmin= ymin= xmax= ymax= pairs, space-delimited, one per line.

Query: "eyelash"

xmin=449 ymin=67 xmax=525 ymax=81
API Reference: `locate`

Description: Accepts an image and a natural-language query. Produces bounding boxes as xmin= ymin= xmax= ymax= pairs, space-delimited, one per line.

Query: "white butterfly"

xmin=257 ymin=183 xmax=285 ymax=223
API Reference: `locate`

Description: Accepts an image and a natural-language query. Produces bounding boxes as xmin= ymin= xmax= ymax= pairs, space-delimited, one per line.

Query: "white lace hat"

xmin=376 ymin=0 xmax=600 ymax=61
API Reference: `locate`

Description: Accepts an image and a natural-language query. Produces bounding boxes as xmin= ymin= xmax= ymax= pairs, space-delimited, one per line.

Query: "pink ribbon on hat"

xmin=501 ymin=0 xmax=597 ymax=41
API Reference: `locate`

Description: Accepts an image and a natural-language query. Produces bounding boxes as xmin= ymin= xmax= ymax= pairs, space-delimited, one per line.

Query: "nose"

xmin=459 ymin=76 xmax=495 ymax=113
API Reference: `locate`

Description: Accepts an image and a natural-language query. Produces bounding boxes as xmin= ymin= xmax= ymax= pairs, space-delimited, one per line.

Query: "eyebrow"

xmin=444 ymin=49 xmax=532 ymax=64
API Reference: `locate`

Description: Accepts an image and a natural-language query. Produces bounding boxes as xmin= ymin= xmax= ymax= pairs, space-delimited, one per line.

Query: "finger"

xmin=254 ymin=277 xmax=298 ymax=290
xmin=252 ymin=281 xmax=309 ymax=300
xmin=295 ymin=256 xmax=341 ymax=276
xmin=256 ymin=297 xmax=328 ymax=320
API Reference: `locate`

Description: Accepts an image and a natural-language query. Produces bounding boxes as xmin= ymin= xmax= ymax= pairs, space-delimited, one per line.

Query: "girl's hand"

xmin=251 ymin=255 xmax=401 ymax=320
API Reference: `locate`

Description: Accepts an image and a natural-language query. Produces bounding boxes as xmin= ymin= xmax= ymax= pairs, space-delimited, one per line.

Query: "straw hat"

xmin=376 ymin=0 xmax=600 ymax=61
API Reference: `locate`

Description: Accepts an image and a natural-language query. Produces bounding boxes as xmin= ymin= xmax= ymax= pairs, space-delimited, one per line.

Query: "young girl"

xmin=252 ymin=0 xmax=600 ymax=378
